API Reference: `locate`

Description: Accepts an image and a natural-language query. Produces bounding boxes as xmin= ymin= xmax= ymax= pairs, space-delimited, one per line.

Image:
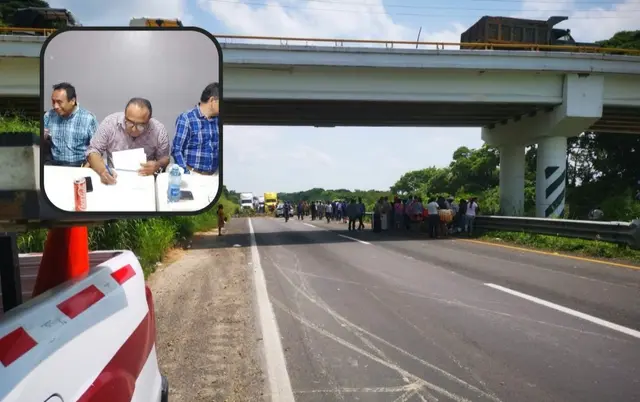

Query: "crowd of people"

xmin=43 ymin=81 xmax=220 ymax=185
xmin=371 ymin=196 xmax=480 ymax=238
xmin=282 ymin=199 xmax=368 ymax=231
xmin=280 ymin=195 xmax=481 ymax=238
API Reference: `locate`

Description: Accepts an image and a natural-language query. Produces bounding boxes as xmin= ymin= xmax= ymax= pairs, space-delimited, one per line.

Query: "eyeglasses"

xmin=124 ymin=118 xmax=148 ymax=132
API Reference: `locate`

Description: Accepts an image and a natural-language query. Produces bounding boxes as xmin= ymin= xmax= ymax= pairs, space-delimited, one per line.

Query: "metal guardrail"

xmin=364 ymin=212 xmax=640 ymax=249
xmin=474 ymin=216 xmax=640 ymax=249
xmin=1 ymin=26 xmax=639 ymax=56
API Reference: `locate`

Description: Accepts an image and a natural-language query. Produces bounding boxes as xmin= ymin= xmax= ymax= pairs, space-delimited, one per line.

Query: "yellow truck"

xmin=264 ymin=192 xmax=278 ymax=214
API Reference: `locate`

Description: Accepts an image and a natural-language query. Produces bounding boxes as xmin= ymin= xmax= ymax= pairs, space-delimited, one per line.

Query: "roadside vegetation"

xmin=1 ymin=116 xmax=238 ymax=277
xmin=478 ymin=231 xmax=640 ymax=266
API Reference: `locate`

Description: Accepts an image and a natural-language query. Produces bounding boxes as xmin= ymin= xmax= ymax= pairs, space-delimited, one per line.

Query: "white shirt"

xmin=326 ymin=204 xmax=332 ymax=213
xmin=427 ymin=201 xmax=439 ymax=215
xmin=466 ymin=202 xmax=478 ymax=216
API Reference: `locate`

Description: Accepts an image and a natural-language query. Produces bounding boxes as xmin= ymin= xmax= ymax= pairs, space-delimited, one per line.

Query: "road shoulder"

xmin=147 ymin=219 xmax=265 ymax=402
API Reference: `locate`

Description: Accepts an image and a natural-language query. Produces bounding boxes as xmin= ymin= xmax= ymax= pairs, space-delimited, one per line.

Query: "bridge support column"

xmin=535 ymin=136 xmax=567 ymax=218
xmin=482 ymin=73 xmax=605 ymax=218
xmin=499 ymin=144 xmax=525 ymax=216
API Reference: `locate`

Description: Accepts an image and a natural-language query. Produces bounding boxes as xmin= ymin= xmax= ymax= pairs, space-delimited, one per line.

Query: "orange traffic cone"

xmin=33 ymin=226 xmax=90 ymax=297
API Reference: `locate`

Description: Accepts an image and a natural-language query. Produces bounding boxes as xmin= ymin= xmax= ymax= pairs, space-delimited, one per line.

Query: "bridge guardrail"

xmin=363 ymin=212 xmax=640 ymax=249
xmin=1 ymin=27 xmax=639 ymax=56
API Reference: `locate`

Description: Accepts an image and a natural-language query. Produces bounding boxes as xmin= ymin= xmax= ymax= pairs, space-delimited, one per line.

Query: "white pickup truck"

xmin=0 ymin=132 xmax=169 ymax=401
xmin=0 ymin=250 xmax=168 ymax=402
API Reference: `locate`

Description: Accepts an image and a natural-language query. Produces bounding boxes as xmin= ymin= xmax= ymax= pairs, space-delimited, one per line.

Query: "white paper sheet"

xmin=111 ymin=148 xmax=147 ymax=171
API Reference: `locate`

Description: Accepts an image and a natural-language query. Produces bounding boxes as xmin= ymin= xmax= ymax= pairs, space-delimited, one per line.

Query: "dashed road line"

xmin=485 ymin=283 xmax=640 ymax=340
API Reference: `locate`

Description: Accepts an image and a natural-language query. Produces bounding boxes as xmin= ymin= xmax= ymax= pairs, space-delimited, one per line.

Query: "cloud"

xmin=197 ymin=0 xmax=464 ymax=44
xmin=517 ymin=0 xmax=638 ymax=42
xmin=287 ymin=145 xmax=334 ymax=166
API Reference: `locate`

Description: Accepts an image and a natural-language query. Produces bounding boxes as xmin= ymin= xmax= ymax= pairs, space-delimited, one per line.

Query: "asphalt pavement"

xmin=231 ymin=216 xmax=640 ymax=402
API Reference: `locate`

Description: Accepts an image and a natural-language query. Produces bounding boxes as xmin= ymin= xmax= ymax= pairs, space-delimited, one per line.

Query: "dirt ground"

xmin=147 ymin=219 xmax=265 ymax=402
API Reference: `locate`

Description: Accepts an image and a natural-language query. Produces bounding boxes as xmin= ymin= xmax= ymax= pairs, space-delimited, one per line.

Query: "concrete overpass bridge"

xmin=1 ymin=31 xmax=640 ymax=219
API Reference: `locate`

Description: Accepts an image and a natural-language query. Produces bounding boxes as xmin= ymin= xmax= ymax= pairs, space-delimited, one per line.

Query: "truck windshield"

xmin=266 ymin=199 xmax=277 ymax=203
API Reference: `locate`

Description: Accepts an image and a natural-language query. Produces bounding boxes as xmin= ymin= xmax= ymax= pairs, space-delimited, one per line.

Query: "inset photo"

xmin=40 ymin=28 xmax=222 ymax=214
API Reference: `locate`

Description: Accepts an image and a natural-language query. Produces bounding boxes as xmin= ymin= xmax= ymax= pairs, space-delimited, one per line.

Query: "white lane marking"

xmin=338 ymin=234 xmax=371 ymax=245
xmin=248 ymin=219 xmax=295 ymax=401
xmin=301 ymin=221 xmax=371 ymax=245
xmin=485 ymin=283 xmax=640 ymax=340
xmin=336 ymin=233 xmax=371 ymax=245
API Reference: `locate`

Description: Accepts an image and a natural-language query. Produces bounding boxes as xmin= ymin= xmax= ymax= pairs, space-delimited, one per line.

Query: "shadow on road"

xmin=189 ymin=217 xmax=459 ymax=250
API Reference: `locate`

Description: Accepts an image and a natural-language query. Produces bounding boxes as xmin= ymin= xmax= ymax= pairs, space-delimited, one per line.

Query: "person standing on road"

xmin=465 ymin=197 xmax=479 ymax=236
xmin=426 ymin=198 xmax=440 ymax=238
xmin=172 ymin=82 xmax=220 ymax=176
xmin=347 ymin=199 xmax=359 ymax=231
xmin=394 ymin=198 xmax=404 ymax=230
xmin=373 ymin=198 xmax=383 ymax=232
xmin=44 ymin=82 xmax=98 ymax=167
xmin=357 ymin=197 xmax=366 ymax=230
xmin=325 ymin=201 xmax=333 ymax=223
xmin=217 ymin=204 xmax=225 ymax=235
xmin=311 ymin=201 xmax=317 ymax=220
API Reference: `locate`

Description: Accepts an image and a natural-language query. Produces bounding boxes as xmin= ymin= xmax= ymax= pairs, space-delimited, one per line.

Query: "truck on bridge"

xmin=8 ymin=7 xmax=81 ymax=33
xmin=129 ymin=18 xmax=183 ymax=27
xmin=460 ymin=16 xmax=599 ymax=50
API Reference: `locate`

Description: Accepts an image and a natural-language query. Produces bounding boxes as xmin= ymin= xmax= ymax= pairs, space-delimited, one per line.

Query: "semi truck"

xmin=240 ymin=192 xmax=254 ymax=210
xmin=264 ymin=192 xmax=278 ymax=214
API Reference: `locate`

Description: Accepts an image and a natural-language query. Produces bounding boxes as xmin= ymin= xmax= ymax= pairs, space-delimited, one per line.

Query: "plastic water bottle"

xmin=167 ymin=165 xmax=182 ymax=203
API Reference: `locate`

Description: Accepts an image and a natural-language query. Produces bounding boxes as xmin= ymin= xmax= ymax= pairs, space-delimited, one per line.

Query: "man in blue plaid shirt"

xmin=171 ymin=82 xmax=219 ymax=175
xmin=43 ymin=82 xmax=98 ymax=167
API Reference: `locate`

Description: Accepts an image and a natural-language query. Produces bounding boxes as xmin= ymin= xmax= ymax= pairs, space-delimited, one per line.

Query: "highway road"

xmin=234 ymin=217 xmax=640 ymax=402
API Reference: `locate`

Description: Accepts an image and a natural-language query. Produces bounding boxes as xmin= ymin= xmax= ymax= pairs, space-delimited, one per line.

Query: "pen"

xmin=105 ymin=164 xmax=113 ymax=176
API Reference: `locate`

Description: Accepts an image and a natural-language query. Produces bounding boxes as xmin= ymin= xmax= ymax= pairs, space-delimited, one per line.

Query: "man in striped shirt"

xmin=171 ymin=82 xmax=220 ymax=175
xmin=86 ymin=98 xmax=170 ymax=185
xmin=43 ymin=82 xmax=98 ymax=166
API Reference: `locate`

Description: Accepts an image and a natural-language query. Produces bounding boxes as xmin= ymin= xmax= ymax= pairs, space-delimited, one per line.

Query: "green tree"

xmin=565 ymin=29 xmax=640 ymax=218
xmin=448 ymin=145 xmax=499 ymax=194
xmin=596 ymin=30 xmax=640 ymax=50
xmin=390 ymin=167 xmax=442 ymax=195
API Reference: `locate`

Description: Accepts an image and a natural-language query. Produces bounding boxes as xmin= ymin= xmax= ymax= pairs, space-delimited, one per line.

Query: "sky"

xmin=47 ymin=0 xmax=639 ymax=194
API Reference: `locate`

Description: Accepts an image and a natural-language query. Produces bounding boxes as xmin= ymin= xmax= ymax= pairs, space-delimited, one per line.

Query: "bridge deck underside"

xmin=224 ymin=100 xmax=543 ymax=127
xmin=1 ymin=97 xmax=639 ymax=133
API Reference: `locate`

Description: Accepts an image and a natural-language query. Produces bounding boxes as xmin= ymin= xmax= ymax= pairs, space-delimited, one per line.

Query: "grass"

xmin=0 ymin=114 xmax=39 ymax=134
xmin=479 ymin=231 xmax=640 ymax=266
xmin=2 ymin=116 xmax=238 ymax=277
